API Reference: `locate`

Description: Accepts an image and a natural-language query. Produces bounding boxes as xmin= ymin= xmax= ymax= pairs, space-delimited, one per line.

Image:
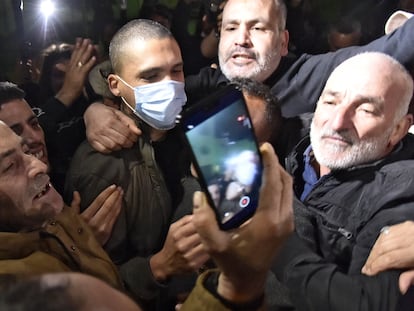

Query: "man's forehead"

xmin=327 ymin=62 xmax=392 ymax=94
xmin=120 ymin=39 xmax=182 ymax=75
xmin=0 ymin=124 xmax=21 ymax=150
xmin=0 ymin=98 xmax=33 ymax=118
xmin=224 ymin=0 xmax=277 ymax=21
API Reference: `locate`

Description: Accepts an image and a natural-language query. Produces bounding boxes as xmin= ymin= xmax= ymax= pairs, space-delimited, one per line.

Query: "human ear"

xmin=107 ymin=74 xmax=121 ymax=97
xmin=279 ymin=29 xmax=289 ymax=57
xmin=389 ymin=114 xmax=413 ymax=147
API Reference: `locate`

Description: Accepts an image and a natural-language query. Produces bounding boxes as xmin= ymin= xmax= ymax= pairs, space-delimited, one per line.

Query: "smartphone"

xmin=180 ymin=85 xmax=263 ymax=230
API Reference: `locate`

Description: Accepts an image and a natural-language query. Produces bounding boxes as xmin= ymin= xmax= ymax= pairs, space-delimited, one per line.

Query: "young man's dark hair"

xmin=0 ymin=82 xmax=26 ymax=108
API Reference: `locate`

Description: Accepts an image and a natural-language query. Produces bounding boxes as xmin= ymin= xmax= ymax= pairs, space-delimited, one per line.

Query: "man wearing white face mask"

xmin=64 ymin=19 xmax=209 ymax=310
xmin=116 ymin=78 xmax=187 ymax=131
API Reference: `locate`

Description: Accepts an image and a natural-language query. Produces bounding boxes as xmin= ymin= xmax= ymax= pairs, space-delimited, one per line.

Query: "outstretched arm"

xmin=180 ymin=142 xmax=294 ymax=310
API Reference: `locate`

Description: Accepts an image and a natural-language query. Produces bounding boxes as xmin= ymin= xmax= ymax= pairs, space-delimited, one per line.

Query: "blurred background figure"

xmin=139 ymin=3 xmax=173 ymax=29
xmin=327 ymin=18 xmax=362 ymax=51
xmin=33 ymin=38 xmax=97 ymax=193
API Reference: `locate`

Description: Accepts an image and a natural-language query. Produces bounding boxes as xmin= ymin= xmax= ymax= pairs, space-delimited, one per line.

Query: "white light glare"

xmin=40 ymin=0 xmax=55 ymax=18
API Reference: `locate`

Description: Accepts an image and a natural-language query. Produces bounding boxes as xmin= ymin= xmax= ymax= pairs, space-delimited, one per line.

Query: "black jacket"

xmin=272 ymin=134 xmax=414 ymax=311
xmin=185 ymin=16 xmax=414 ymax=118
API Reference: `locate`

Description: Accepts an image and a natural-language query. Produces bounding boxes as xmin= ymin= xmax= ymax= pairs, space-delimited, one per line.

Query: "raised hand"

xmin=150 ymin=215 xmax=210 ymax=282
xmin=71 ymin=184 xmax=123 ymax=245
xmin=192 ymin=142 xmax=294 ymax=302
xmin=55 ymin=38 xmax=97 ymax=107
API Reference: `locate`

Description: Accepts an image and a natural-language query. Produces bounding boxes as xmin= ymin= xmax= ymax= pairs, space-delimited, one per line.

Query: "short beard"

xmin=219 ymin=48 xmax=278 ymax=82
xmin=310 ymin=122 xmax=393 ymax=170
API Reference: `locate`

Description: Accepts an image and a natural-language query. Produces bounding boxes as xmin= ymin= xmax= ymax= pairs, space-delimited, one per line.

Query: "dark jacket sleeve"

xmin=272 ymin=200 xmax=414 ymax=311
xmin=185 ymin=66 xmax=228 ymax=105
xmin=37 ymin=97 xmax=69 ymax=134
xmin=275 ymin=16 xmax=414 ymax=117
xmin=273 ymin=232 xmax=401 ymax=311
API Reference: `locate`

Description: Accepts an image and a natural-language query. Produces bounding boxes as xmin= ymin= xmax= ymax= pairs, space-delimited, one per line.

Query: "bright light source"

xmin=40 ymin=0 xmax=55 ymax=18
xmin=20 ymin=0 xmax=23 ymax=10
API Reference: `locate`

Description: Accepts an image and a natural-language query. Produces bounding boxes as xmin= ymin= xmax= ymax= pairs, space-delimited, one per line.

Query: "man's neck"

xmin=318 ymin=164 xmax=331 ymax=177
xmin=309 ymin=157 xmax=331 ymax=178
xmin=150 ymin=128 xmax=167 ymax=142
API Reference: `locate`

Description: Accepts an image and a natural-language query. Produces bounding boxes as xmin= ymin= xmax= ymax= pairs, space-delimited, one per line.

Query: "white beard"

xmin=310 ymin=121 xmax=393 ymax=170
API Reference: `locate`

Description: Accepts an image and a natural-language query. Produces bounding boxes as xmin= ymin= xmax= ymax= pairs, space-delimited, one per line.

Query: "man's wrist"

xmin=149 ymin=252 xmax=169 ymax=283
xmin=55 ymin=90 xmax=76 ymax=107
xmin=204 ymin=270 xmax=265 ymax=310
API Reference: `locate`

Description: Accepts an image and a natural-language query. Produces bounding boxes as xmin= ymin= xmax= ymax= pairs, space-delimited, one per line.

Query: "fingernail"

xmin=193 ymin=191 xmax=202 ymax=207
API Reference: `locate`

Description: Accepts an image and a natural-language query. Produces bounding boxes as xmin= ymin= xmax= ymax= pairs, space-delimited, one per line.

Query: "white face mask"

xmin=117 ymin=76 xmax=187 ymax=130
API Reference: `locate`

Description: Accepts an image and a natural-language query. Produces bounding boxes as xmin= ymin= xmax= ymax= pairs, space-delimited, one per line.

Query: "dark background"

xmin=0 ymin=0 xmax=164 ymax=80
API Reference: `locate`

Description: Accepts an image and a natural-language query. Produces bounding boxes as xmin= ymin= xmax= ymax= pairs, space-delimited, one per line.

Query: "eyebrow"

xmin=9 ymin=112 xmax=37 ymax=129
xmin=321 ymin=90 xmax=341 ymax=98
xmin=223 ymin=17 xmax=269 ymax=26
xmin=322 ymin=91 xmax=384 ymax=105
xmin=355 ymin=96 xmax=385 ymax=107
xmin=0 ymin=148 xmax=16 ymax=167
xmin=137 ymin=62 xmax=184 ymax=78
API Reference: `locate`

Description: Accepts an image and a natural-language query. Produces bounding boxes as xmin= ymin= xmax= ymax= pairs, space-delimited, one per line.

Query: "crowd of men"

xmin=0 ymin=0 xmax=414 ymax=310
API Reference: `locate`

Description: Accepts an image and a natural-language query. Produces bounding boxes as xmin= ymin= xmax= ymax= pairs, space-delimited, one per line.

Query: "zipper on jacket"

xmin=338 ymin=227 xmax=353 ymax=240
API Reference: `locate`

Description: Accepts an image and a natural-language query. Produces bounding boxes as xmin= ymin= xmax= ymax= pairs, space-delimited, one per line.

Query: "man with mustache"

xmin=0 ymin=82 xmax=122 ymax=246
xmin=81 ymin=1 xmax=414 ymax=154
xmin=0 ymin=121 xmax=123 ymax=291
xmin=269 ymin=52 xmax=414 ymax=310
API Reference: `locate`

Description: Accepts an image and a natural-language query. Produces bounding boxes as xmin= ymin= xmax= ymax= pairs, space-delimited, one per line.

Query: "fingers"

xmin=84 ymin=103 xmax=141 ymax=153
xmin=96 ymin=186 xmax=123 ymax=224
xmin=71 ymin=38 xmax=96 ymax=72
xmin=192 ymin=191 xmax=228 ymax=253
xmin=362 ymin=222 xmax=414 ymax=275
xmin=256 ymin=142 xmax=285 ymax=214
xmin=167 ymin=215 xmax=210 ymax=270
xmin=399 ymin=270 xmax=414 ymax=294
xmin=89 ymin=140 xmax=117 ymax=154
xmin=81 ymin=184 xmax=118 ymax=220
xmin=81 ymin=185 xmax=123 ymax=245
xmin=114 ymin=109 xmax=141 ymax=136
xmin=70 ymin=191 xmax=81 ymax=214
xmin=55 ymin=38 xmax=96 ymax=106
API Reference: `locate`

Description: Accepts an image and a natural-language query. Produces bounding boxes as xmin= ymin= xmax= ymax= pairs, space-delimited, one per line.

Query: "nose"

xmin=25 ymin=153 xmax=48 ymax=179
xmin=329 ymin=105 xmax=353 ymax=131
xmin=235 ymin=25 xmax=252 ymax=47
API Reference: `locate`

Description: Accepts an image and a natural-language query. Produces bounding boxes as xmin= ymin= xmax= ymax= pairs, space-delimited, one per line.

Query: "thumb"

xmin=71 ymin=191 xmax=81 ymax=214
xmin=399 ymin=270 xmax=414 ymax=294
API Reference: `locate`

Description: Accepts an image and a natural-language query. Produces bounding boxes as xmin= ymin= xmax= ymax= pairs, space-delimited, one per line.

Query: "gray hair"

xmin=109 ymin=19 xmax=174 ymax=73
xmin=274 ymin=0 xmax=287 ymax=30
xmin=352 ymin=52 xmax=413 ymax=123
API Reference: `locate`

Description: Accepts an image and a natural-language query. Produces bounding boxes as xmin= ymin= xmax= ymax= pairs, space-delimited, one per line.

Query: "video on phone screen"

xmin=185 ymin=98 xmax=261 ymax=224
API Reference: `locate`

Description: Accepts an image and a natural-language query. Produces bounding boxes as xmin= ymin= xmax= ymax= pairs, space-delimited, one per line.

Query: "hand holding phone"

xmin=180 ymin=85 xmax=263 ymax=230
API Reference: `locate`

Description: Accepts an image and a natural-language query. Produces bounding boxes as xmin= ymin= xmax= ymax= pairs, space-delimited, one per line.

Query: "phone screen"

xmin=181 ymin=86 xmax=263 ymax=230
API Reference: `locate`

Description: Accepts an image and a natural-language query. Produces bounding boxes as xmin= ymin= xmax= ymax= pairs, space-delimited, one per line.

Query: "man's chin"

xmin=44 ymin=186 xmax=65 ymax=216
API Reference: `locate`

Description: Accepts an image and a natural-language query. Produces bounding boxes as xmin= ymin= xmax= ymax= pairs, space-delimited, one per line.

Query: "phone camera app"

xmin=239 ymin=196 xmax=250 ymax=208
